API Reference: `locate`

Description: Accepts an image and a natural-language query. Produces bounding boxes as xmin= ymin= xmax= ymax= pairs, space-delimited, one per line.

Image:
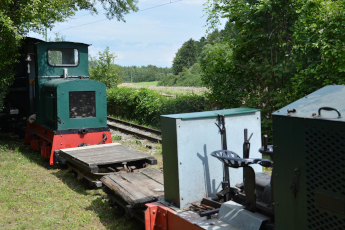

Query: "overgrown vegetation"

xmin=158 ymin=63 xmax=203 ymax=87
xmin=201 ymin=0 xmax=345 ymax=136
xmin=107 ymin=87 xmax=206 ymax=128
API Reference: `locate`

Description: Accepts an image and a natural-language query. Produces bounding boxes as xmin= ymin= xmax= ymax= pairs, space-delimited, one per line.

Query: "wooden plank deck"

xmin=101 ymin=168 xmax=164 ymax=208
xmin=58 ymin=143 xmax=157 ymax=173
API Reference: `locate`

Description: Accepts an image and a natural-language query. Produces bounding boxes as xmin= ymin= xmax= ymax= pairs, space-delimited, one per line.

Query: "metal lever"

xmin=215 ymin=115 xmax=230 ymax=202
xmin=259 ymin=134 xmax=273 ymax=161
xmin=263 ymin=135 xmax=268 ymax=151
xmin=243 ymin=129 xmax=253 ymax=159
xmin=243 ymin=129 xmax=253 ymax=195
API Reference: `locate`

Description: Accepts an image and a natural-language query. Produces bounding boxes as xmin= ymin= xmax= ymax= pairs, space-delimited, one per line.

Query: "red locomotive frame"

xmin=24 ymin=121 xmax=112 ymax=165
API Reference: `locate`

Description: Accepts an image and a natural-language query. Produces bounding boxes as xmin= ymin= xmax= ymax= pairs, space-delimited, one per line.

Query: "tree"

xmin=202 ymin=0 xmax=345 ymax=136
xmin=0 ymin=0 xmax=138 ymax=110
xmin=48 ymin=32 xmax=66 ymax=42
xmin=158 ymin=63 xmax=203 ymax=87
xmin=290 ymin=1 xmax=345 ymax=98
xmin=89 ymin=46 xmax=122 ymax=88
xmin=172 ymin=39 xmax=198 ymax=75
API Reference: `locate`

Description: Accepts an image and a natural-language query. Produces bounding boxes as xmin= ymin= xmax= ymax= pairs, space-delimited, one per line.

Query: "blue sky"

xmin=29 ymin=0 xmax=225 ymax=68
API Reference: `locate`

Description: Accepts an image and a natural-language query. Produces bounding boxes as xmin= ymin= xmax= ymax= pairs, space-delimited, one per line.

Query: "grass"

xmin=132 ymin=81 xmax=158 ymax=86
xmin=112 ymin=135 xmax=122 ymax=141
xmin=119 ymin=82 xmax=208 ymax=96
xmin=110 ymin=135 xmax=163 ymax=169
xmin=0 ymin=133 xmax=141 ymax=230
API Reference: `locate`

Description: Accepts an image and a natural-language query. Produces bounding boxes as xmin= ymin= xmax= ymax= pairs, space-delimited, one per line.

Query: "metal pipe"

xmin=199 ymin=208 xmax=220 ymax=217
xmin=208 ymin=196 xmax=219 ymax=201
xmin=218 ymin=115 xmax=230 ymax=202
xmin=221 ymin=115 xmax=230 ymax=190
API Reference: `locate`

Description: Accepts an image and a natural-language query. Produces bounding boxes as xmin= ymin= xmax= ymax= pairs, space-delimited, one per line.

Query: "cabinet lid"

xmin=273 ymin=85 xmax=345 ymax=121
xmin=161 ymin=108 xmax=259 ymax=120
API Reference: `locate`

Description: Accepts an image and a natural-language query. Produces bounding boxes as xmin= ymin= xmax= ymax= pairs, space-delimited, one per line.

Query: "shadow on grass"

xmin=86 ymin=196 xmax=144 ymax=230
xmin=0 ymin=132 xmax=89 ymax=195
xmin=0 ymin=132 xmax=144 ymax=229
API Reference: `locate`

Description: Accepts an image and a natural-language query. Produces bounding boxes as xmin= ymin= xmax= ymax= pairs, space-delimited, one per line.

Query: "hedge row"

xmin=107 ymin=87 xmax=207 ymax=128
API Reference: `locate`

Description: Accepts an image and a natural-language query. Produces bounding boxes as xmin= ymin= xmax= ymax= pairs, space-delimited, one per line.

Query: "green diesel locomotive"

xmin=0 ymin=37 xmax=112 ymax=165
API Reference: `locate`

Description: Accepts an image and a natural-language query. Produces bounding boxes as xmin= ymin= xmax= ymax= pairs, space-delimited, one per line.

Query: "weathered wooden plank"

xmin=101 ymin=175 xmax=154 ymax=208
xmin=77 ymin=152 xmax=152 ymax=162
xmin=77 ymin=155 xmax=153 ymax=165
xmin=62 ymin=149 xmax=125 ymax=159
xmin=60 ymin=143 xmax=121 ymax=152
xmin=120 ymin=172 xmax=164 ymax=197
xmin=59 ymin=143 xmax=155 ymax=167
xmin=140 ymin=168 xmax=164 ymax=185
xmin=75 ymin=150 xmax=154 ymax=160
xmin=64 ymin=148 xmax=125 ymax=157
xmin=60 ymin=154 xmax=99 ymax=173
xmin=62 ymin=147 xmax=154 ymax=159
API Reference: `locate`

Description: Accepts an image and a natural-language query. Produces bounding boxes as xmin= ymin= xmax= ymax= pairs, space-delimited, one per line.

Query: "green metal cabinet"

xmin=273 ymin=85 xmax=345 ymax=230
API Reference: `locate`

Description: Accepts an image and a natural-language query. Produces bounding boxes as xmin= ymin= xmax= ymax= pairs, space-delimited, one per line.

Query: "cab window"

xmin=48 ymin=48 xmax=79 ymax=66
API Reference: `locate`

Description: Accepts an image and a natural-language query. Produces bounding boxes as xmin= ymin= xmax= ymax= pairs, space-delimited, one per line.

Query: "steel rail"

xmin=107 ymin=123 xmax=162 ymax=143
xmin=107 ymin=116 xmax=161 ymax=135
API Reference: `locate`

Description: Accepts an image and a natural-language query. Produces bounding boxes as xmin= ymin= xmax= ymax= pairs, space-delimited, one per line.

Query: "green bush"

xmin=158 ymin=66 xmax=203 ymax=87
xmin=107 ymin=87 xmax=138 ymax=120
xmin=157 ymin=74 xmax=176 ymax=86
xmin=161 ymin=94 xmax=206 ymax=115
xmin=107 ymin=87 xmax=206 ymax=128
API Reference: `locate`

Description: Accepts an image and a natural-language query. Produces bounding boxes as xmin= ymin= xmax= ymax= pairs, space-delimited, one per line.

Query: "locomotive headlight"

xmin=25 ymin=54 xmax=31 ymax=62
xmin=63 ymin=68 xmax=68 ymax=79
xmin=25 ymin=54 xmax=31 ymax=74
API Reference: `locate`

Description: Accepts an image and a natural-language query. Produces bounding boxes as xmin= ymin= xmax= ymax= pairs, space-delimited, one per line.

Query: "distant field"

xmin=119 ymin=82 xmax=208 ymax=96
xmin=132 ymin=81 xmax=158 ymax=86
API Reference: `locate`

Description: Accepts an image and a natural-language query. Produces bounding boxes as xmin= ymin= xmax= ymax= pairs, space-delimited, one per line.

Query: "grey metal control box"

xmin=161 ymin=108 xmax=262 ymax=209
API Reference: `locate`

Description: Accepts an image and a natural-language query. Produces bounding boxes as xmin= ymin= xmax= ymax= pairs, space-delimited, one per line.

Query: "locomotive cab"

xmin=23 ymin=40 xmax=112 ymax=165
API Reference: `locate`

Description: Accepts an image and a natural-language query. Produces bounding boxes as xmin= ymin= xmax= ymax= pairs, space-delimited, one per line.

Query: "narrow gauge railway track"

xmin=107 ymin=116 xmax=162 ymax=143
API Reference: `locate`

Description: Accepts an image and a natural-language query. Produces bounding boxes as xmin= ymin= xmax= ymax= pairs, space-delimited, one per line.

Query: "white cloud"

xmin=113 ymin=51 xmax=126 ymax=60
xmin=88 ymin=46 xmax=103 ymax=57
xmin=139 ymin=0 xmax=205 ymax=5
xmin=136 ymin=43 xmax=149 ymax=48
xmin=179 ymin=0 xmax=205 ymax=5
xmin=28 ymin=0 xmax=221 ymax=67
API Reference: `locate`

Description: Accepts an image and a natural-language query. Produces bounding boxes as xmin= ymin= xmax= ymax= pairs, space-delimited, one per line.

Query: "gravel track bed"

xmin=107 ymin=122 xmax=163 ymax=168
xmin=107 ymin=120 xmax=161 ymax=140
